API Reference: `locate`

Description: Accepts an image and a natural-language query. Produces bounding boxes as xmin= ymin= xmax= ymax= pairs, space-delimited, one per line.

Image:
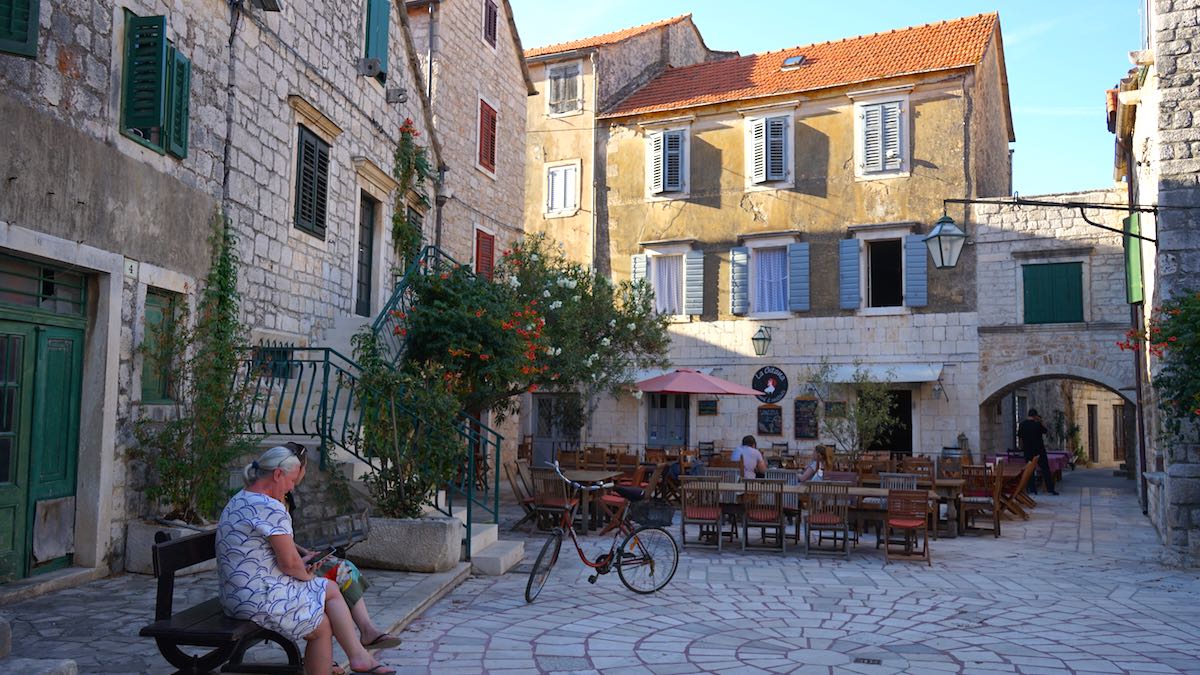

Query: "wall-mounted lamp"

xmin=931 ymin=381 xmax=948 ymax=402
xmin=923 ymin=213 xmax=968 ymax=269
xmin=751 ymin=326 xmax=772 ymax=356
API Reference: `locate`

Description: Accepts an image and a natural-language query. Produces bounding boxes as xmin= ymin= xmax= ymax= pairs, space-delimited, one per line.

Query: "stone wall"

xmin=969 ymin=32 xmax=1014 ymax=199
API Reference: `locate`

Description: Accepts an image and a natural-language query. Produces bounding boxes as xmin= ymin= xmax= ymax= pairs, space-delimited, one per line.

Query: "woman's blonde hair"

xmin=242 ymin=446 xmax=302 ymax=485
xmin=814 ymin=445 xmax=834 ymax=468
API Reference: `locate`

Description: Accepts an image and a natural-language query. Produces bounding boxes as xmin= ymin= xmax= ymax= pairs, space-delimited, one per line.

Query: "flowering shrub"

xmin=1118 ymin=290 xmax=1200 ymax=435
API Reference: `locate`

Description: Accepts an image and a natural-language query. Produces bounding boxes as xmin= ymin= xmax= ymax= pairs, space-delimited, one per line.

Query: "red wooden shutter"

xmin=478 ymin=100 xmax=497 ymax=172
xmin=475 ymin=230 xmax=495 ymax=281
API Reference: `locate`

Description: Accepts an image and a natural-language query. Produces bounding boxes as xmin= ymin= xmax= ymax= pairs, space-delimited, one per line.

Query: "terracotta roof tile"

xmin=525 ymin=15 xmax=691 ymax=58
xmin=601 ymin=13 xmax=999 ymax=118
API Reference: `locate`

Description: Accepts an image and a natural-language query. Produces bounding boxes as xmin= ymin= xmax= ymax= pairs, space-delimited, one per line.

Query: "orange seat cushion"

xmin=808 ymin=513 xmax=844 ymax=526
xmin=888 ymin=517 xmax=926 ymax=529
xmin=684 ymin=506 xmax=720 ymax=520
xmin=746 ymin=508 xmax=781 ymax=521
xmin=600 ymin=495 xmax=627 ymax=507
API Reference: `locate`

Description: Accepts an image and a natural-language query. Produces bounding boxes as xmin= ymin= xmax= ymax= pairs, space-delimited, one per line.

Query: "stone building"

xmin=521 ymin=15 xmax=735 ymax=269
xmin=0 ymin=0 xmax=433 ymax=584
xmin=1109 ymin=0 xmax=1200 ymax=565
xmin=561 ymin=14 xmax=1014 ymax=457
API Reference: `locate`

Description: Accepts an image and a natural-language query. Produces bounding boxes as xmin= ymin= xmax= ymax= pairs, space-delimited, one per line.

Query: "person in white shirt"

xmin=799 ymin=445 xmax=831 ymax=482
xmin=731 ymin=435 xmax=766 ymax=479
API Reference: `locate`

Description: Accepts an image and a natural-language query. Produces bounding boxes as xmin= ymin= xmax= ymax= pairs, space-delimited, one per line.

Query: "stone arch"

xmin=980 ymin=363 xmax=1135 ymax=407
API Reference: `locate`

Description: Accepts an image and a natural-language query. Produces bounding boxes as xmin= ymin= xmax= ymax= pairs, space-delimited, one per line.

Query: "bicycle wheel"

xmin=616 ymin=526 xmax=679 ymax=594
xmin=525 ymin=529 xmax=563 ymax=603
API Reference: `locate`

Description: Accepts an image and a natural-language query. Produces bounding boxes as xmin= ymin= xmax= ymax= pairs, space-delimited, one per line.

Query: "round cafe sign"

xmin=752 ymin=366 xmax=788 ymax=404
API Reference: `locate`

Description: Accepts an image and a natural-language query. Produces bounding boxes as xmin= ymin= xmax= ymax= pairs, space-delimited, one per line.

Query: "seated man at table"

xmin=731 ymin=435 xmax=766 ymax=479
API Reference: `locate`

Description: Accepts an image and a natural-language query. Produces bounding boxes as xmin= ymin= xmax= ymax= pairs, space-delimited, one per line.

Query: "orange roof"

xmin=601 ymin=13 xmax=999 ymax=118
xmin=525 ymin=15 xmax=691 ymax=58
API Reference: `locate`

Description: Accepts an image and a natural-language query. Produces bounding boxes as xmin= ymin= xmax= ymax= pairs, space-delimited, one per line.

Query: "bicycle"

xmin=524 ymin=461 xmax=680 ymax=603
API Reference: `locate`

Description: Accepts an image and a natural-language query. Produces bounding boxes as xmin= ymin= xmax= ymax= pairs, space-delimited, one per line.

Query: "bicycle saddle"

xmin=614 ymin=485 xmax=645 ymax=502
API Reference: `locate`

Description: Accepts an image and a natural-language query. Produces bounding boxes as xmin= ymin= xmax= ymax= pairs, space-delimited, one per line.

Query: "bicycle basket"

xmin=628 ymin=499 xmax=675 ymax=527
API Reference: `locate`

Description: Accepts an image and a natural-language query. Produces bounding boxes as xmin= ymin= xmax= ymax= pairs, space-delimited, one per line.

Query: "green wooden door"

xmin=0 ymin=323 xmax=36 ymax=581
xmin=28 ymin=326 xmax=82 ymax=574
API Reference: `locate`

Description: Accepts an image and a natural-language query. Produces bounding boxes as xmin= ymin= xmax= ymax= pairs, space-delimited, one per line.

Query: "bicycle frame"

xmin=553 ymin=495 xmax=635 ymax=570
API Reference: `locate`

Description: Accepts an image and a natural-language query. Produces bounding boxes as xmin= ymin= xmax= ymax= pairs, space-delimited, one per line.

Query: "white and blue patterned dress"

xmin=216 ymin=490 xmax=327 ymax=642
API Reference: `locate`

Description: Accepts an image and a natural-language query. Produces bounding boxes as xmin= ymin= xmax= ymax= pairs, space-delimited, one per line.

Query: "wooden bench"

xmin=139 ymin=529 xmax=303 ymax=674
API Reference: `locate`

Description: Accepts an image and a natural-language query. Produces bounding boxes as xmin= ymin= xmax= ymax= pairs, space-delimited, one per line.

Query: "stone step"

xmin=461 ymin=522 xmax=498 ymax=560
xmin=0 ymin=658 xmax=77 ymax=674
xmin=470 ymin=539 xmax=524 ymax=576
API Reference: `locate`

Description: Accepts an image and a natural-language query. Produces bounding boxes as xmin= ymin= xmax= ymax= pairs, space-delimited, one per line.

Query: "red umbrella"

xmin=636 ymin=369 xmax=764 ymax=396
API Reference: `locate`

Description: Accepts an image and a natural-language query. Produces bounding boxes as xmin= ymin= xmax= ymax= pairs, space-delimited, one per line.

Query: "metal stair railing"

xmin=370 ymin=246 xmax=464 ymax=366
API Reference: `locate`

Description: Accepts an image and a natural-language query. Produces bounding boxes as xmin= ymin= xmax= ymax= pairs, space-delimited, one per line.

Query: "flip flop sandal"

xmin=361 ymin=633 xmax=402 ymax=650
xmin=351 ymin=666 xmax=396 ymax=675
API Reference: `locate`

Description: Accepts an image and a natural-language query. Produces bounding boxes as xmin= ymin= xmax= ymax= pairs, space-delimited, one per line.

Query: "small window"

xmin=482 ymin=0 xmax=498 ymax=47
xmin=651 ymin=255 xmax=683 ymax=315
xmin=474 ymin=229 xmax=495 ymax=281
xmin=547 ymin=63 xmax=581 ymax=114
xmin=648 ymin=129 xmax=686 ymax=195
xmin=867 ymin=239 xmax=903 ymax=307
xmin=857 ymin=99 xmax=905 ymax=176
xmin=753 ymin=247 xmax=788 ymax=313
xmin=120 ymin=12 xmax=191 ymax=158
xmin=294 ymin=125 xmax=331 ymax=239
xmin=781 ymin=54 xmax=806 ymax=70
xmin=0 ymin=0 xmax=39 ymax=58
xmin=1023 ymin=262 xmax=1083 ymax=324
xmin=363 ymin=0 xmax=390 ymax=82
xmin=142 ymin=289 xmax=177 ymax=404
xmin=546 ymin=163 xmax=578 ymax=215
xmin=478 ymin=99 xmax=497 ymax=172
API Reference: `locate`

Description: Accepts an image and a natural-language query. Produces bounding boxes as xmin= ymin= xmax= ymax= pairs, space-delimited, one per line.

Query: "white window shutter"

xmin=766 ymin=116 xmax=788 ymax=181
xmin=882 ymin=101 xmax=903 ymax=171
xmin=630 ymin=253 xmax=648 ymax=283
xmin=663 ymin=130 xmax=684 ymax=192
xmin=546 ymin=167 xmax=559 ymax=211
xmin=562 ymin=66 xmax=579 ymax=109
xmin=749 ymin=118 xmax=767 ymax=184
xmin=564 ymin=165 xmax=577 ymax=211
xmin=649 ymin=132 xmax=665 ymax=194
xmin=861 ymin=103 xmax=883 ymax=173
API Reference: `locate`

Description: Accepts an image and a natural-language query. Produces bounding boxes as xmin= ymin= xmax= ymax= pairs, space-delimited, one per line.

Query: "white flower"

xmin=609 ymin=319 xmax=616 ymax=328
xmin=572 ymin=295 xmax=580 ymax=302
xmin=549 ymin=300 xmax=562 ymax=310
xmin=557 ymin=277 xmax=570 ymax=288
xmin=543 ymin=290 xmax=551 ymax=298
xmin=569 ymin=279 xmax=578 ymax=289
xmin=601 ymin=337 xmax=611 ymax=347
xmin=627 ymin=322 xmax=635 ymax=330
xmin=507 ymin=276 xmax=520 ymax=288
xmin=555 ymin=347 xmax=563 ymax=356
xmin=531 ymin=254 xmax=539 ymax=261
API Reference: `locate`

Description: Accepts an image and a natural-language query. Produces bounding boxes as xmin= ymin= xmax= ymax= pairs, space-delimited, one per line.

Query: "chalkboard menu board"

xmin=697 ymin=400 xmax=718 ymax=416
xmin=794 ymin=398 xmax=818 ymax=439
xmin=757 ymin=405 xmax=783 ymax=435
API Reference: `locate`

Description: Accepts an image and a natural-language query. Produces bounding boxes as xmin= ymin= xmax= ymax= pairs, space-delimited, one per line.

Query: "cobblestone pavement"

xmin=380 ymin=470 xmax=1200 ymax=674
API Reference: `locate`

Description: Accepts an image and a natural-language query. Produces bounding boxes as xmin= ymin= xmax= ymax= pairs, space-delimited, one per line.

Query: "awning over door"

xmin=825 ymin=363 xmax=943 ymax=384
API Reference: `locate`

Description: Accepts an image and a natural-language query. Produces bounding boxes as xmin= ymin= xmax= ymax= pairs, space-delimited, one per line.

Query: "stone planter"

xmin=346 ymin=517 xmax=462 ymax=573
xmin=125 ymin=520 xmax=217 ymax=576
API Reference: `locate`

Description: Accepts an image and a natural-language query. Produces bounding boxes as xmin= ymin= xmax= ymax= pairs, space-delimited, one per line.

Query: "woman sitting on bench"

xmin=217 ymin=446 xmax=396 ymax=675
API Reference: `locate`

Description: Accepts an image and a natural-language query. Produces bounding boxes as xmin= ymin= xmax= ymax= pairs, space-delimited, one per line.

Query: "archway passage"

xmin=979 ymin=374 xmax=1136 ymax=472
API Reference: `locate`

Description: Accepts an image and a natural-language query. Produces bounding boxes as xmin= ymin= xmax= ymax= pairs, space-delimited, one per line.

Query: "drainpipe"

xmin=1123 ymin=136 xmax=1150 ymax=513
xmin=426 ymin=3 xmax=435 ymax=101
xmin=434 ymin=165 xmax=448 ymax=248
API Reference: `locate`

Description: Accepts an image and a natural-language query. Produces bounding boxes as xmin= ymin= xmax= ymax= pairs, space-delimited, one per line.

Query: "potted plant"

xmin=805 ymin=359 xmax=899 ymax=465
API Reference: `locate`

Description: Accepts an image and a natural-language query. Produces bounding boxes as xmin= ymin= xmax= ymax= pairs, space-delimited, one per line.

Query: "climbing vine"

xmin=391 ymin=118 xmax=434 ymax=264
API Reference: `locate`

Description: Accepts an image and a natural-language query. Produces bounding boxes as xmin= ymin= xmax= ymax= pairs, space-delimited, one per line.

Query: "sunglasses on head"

xmin=285 ymin=443 xmax=308 ymax=464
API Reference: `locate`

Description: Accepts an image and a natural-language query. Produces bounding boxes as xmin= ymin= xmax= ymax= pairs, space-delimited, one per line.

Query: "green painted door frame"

xmin=0 ymin=322 xmax=36 ymax=581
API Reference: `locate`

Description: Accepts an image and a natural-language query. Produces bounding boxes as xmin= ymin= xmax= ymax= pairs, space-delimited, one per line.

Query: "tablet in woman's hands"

xmin=307 ymin=546 xmax=337 ymax=568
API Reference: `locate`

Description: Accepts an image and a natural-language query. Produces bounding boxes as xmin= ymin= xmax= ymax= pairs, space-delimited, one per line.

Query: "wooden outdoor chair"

xmin=558 ymin=449 xmax=581 ymax=470
xmin=862 ymin=472 xmax=918 ymax=548
xmin=680 ymin=476 xmax=724 ymax=550
xmin=599 ymin=464 xmax=665 ymax=535
xmin=803 ymin=482 xmax=851 ymax=559
xmin=702 ymin=467 xmax=742 ymax=545
xmin=583 ymin=447 xmax=608 ymax=469
xmin=697 ymin=441 xmax=716 ymax=462
xmin=1000 ymin=460 xmax=1038 ymax=520
xmin=766 ymin=468 xmax=802 ymax=545
xmin=960 ymin=465 xmax=1001 ymax=537
xmin=504 ymin=462 xmax=537 ymax=532
xmin=938 ymin=456 xmax=963 ymax=479
xmin=529 ymin=467 xmax=578 ymax=531
xmin=742 ymin=479 xmax=786 ymax=552
xmin=616 ymin=452 xmax=640 ymax=479
xmin=645 ymin=448 xmax=667 ymax=464
xmin=823 ymin=473 xmax=861 ymax=545
xmin=883 ymin=489 xmax=932 ymax=566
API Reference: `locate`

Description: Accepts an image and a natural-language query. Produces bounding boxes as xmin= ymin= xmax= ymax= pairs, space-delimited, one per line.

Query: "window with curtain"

xmin=652 ymin=255 xmax=682 ymax=315
xmin=754 ymin=247 xmax=787 ymax=312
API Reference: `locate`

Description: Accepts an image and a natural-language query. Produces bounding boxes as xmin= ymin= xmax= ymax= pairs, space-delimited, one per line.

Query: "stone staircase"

xmin=0 ymin=616 xmax=76 ymax=673
xmin=446 ymin=502 xmax=524 ymax=576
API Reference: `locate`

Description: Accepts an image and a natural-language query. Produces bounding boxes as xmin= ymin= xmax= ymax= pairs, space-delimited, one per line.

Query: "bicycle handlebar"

xmin=551 ymin=461 xmax=614 ymax=492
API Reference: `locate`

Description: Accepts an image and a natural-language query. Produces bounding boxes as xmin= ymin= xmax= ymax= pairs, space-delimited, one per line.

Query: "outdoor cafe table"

xmin=562 ymin=469 xmax=623 ymax=532
xmin=858 ymin=477 xmax=965 ymax=538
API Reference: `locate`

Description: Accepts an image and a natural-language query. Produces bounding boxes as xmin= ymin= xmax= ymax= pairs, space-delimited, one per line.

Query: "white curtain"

xmin=755 ymin=247 xmax=787 ymax=312
xmin=653 ymin=255 xmax=682 ymax=314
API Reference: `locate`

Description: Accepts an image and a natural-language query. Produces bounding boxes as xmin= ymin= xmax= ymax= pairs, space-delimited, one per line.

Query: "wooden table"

xmin=563 ymin=469 xmax=623 ymax=532
xmin=859 ymin=478 xmax=965 ymax=537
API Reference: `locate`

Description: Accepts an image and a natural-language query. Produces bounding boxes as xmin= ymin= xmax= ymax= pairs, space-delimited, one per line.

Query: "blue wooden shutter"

xmin=365 ymin=0 xmax=390 ymax=79
xmin=122 ymin=14 xmax=169 ymax=130
xmin=684 ymin=250 xmax=704 ymax=316
xmin=165 ymin=49 xmax=191 ymax=159
xmin=903 ymin=234 xmax=927 ymax=307
xmin=787 ymin=242 xmax=810 ymax=312
xmin=663 ymin=130 xmax=684 ymax=192
xmin=881 ymin=101 xmax=903 ymax=171
xmin=860 ymin=103 xmax=882 ymax=174
xmin=748 ymin=118 xmax=766 ymax=184
xmin=0 ymin=0 xmax=39 ymax=58
xmin=766 ymin=116 xmax=788 ymax=181
xmin=648 ymin=132 xmax=664 ymax=194
xmin=730 ymin=246 xmax=749 ymax=315
xmin=839 ymin=239 xmax=861 ymax=309
xmin=630 ymin=254 xmax=647 ymax=284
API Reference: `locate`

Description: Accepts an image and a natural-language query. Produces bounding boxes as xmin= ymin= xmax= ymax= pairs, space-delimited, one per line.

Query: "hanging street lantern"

xmin=751 ymin=326 xmax=772 ymax=356
xmin=923 ymin=213 xmax=968 ymax=269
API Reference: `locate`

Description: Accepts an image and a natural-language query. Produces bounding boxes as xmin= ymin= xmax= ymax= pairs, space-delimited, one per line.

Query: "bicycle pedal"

xmin=587 ymin=575 xmax=598 ymax=584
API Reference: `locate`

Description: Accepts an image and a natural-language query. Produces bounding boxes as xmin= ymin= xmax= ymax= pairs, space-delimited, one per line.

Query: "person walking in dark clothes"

xmin=1016 ymin=408 xmax=1058 ymax=495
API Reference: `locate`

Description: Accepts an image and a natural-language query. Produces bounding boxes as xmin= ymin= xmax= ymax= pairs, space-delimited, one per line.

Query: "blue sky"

xmin=509 ymin=1 xmax=1143 ymax=197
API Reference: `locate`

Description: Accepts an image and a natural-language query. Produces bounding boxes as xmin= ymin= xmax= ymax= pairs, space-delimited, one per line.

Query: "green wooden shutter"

xmin=122 ymin=14 xmax=169 ymax=131
xmin=295 ymin=126 xmax=330 ymax=239
xmin=364 ymin=0 xmax=389 ymax=80
xmin=0 ymin=0 xmax=40 ymax=58
xmin=1124 ymin=214 xmax=1144 ymax=304
xmin=1023 ymin=263 xmax=1083 ymax=324
xmin=165 ymin=50 xmax=191 ymax=159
